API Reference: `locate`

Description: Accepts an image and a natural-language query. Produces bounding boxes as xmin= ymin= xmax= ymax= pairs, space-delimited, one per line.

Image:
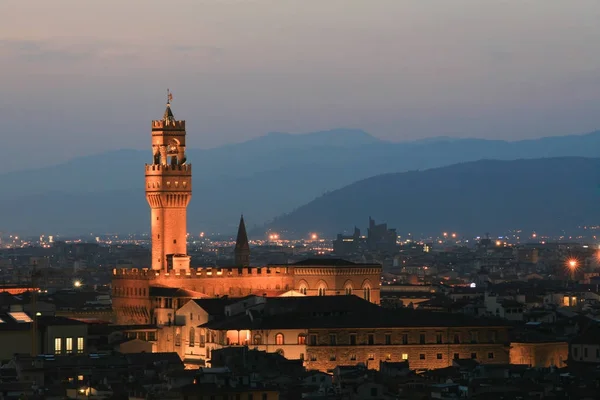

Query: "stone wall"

xmin=510 ymin=342 xmax=568 ymax=367
xmin=305 ymin=327 xmax=510 ymax=372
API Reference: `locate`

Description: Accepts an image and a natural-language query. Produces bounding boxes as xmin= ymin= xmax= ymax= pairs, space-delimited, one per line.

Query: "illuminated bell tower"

xmin=145 ymin=92 xmax=191 ymax=271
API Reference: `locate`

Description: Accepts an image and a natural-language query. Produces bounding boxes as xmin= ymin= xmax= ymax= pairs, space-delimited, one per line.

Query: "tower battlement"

xmin=113 ymin=265 xmax=293 ymax=280
xmin=152 ymin=120 xmax=186 ymax=130
xmin=145 ymin=164 xmax=192 ymax=173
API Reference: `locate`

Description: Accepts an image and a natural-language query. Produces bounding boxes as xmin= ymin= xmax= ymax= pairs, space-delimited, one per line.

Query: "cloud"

xmin=0 ymin=39 xmax=99 ymax=63
xmin=0 ymin=38 xmax=224 ymax=66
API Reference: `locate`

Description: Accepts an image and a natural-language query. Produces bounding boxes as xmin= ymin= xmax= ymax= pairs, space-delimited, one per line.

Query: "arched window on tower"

xmin=189 ymin=327 xmax=195 ymax=347
xmin=318 ymin=287 xmax=326 ymax=296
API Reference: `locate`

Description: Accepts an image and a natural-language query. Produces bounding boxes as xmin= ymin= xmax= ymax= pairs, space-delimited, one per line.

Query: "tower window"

xmin=173 ymin=239 xmax=177 ymax=244
xmin=157 ymin=234 xmax=160 ymax=239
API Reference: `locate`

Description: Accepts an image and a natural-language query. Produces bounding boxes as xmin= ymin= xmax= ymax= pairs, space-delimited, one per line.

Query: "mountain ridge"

xmin=264 ymin=156 xmax=600 ymax=237
xmin=3 ymin=129 xmax=600 ymax=235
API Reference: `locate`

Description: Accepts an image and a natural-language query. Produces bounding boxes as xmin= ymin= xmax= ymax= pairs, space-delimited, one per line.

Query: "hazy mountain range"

xmin=266 ymin=157 xmax=600 ymax=237
xmin=3 ymin=128 xmax=600 ymax=236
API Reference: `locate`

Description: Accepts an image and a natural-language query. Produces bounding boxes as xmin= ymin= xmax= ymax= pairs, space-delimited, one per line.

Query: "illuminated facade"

xmin=111 ymin=98 xmax=381 ymax=325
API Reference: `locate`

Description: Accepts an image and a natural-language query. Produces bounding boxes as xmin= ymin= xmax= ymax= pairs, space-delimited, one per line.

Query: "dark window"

xmin=329 ymin=334 xmax=337 ymax=346
xmin=488 ymin=352 xmax=494 ymax=359
xmin=437 ymin=353 xmax=443 ymax=360
xmin=453 ymin=334 xmax=460 ymax=344
xmin=436 ymin=333 xmax=443 ymax=344
xmin=419 ymin=354 xmax=425 ymax=360
xmin=419 ymin=334 xmax=426 ymax=344
xmin=454 ymin=353 xmax=459 ymax=360
xmin=584 ymin=348 xmax=588 ymax=357
xmin=402 ymin=333 xmax=408 ymax=345
xmin=329 ymin=354 xmax=336 ymax=361
xmin=370 ymin=387 xmax=378 ymax=397
xmin=262 ymin=394 xmax=267 ymax=400
xmin=471 ymin=353 xmax=477 ymax=359
xmin=350 ymin=334 xmax=357 ymax=345
xmin=385 ymin=334 xmax=391 ymax=345
xmin=309 ymin=335 xmax=317 ymax=346
xmin=573 ymin=347 xmax=579 ymax=357
xmin=368 ymin=334 xmax=374 ymax=345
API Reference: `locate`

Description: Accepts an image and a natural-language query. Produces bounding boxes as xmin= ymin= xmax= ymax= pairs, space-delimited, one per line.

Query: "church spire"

xmin=234 ymin=215 xmax=250 ymax=267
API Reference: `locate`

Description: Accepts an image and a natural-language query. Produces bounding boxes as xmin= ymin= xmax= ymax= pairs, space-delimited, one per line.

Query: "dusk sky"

xmin=2 ymin=0 xmax=600 ymax=172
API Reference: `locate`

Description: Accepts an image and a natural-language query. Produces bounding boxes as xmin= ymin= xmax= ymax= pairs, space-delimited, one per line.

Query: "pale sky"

xmin=2 ymin=0 xmax=600 ymax=171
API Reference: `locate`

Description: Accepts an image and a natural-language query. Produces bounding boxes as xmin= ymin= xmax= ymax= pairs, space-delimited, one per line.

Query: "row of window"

xmin=308 ymin=352 xmax=495 ymax=362
xmin=113 ymin=287 xmax=147 ymax=297
xmin=297 ymin=287 xmax=371 ymax=301
xmin=572 ymin=346 xmax=600 ymax=359
xmin=197 ymin=331 xmax=498 ymax=347
xmin=303 ymin=331 xmax=496 ymax=346
xmin=54 ymin=337 xmax=84 ymax=355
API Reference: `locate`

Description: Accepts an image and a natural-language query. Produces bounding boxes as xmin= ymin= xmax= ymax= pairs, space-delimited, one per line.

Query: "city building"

xmin=111 ymin=99 xmax=381 ymax=325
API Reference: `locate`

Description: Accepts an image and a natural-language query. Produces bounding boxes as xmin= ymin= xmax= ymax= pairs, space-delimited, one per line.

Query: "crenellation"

xmin=152 ymin=120 xmax=186 ymax=129
xmin=145 ymin=164 xmax=192 ymax=173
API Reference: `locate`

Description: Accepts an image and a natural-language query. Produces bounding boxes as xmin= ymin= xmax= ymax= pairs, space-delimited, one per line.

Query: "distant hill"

xmin=265 ymin=157 xmax=600 ymax=237
xmin=3 ymin=128 xmax=600 ymax=235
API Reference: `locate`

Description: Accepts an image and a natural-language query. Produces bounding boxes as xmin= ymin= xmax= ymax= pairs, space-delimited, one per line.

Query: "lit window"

xmin=298 ymin=334 xmax=306 ymax=345
xmin=66 ymin=338 xmax=73 ymax=353
xmin=402 ymin=353 xmax=408 ymax=360
xmin=276 ymin=333 xmax=284 ymax=345
xmin=9 ymin=312 xmax=33 ymax=323
xmin=55 ymin=338 xmax=62 ymax=354
xmin=77 ymin=337 xmax=84 ymax=354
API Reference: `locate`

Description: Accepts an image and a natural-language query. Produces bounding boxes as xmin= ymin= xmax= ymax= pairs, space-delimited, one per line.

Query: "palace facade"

xmin=111 ymin=98 xmax=381 ymax=325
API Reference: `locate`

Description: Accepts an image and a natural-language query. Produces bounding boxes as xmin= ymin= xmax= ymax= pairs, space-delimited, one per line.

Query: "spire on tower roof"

xmin=235 ymin=214 xmax=250 ymax=251
xmin=163 ymin=89 xmax=175 ymax=123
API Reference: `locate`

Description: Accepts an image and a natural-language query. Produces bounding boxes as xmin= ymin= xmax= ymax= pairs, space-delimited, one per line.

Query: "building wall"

xmin=510 ymin=342 xmax=568 ymax=367
xmin=112 ymin=264 xmax=381 ymax=324
xmin=0 ymin=331 xmax=32 ymax=359
xmin=570 ymin=343 xmax=600 ymax=364
xmin=45 ymin=324 xmax=88 ymax=355
xmin=305 ymin=327 xmax=509 ymax=372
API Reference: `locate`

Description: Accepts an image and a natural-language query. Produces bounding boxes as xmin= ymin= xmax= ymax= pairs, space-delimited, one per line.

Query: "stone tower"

xmin=234 ymin=215 xmax=250 ymax=267
xmin=145 ymin=94 xmax=192 ymax=271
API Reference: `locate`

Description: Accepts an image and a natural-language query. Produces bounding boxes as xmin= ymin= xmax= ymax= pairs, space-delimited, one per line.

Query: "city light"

xmin=311 ymin=233 xmax=318 ymax=240
xmin=566 ymin=258 xmax=579 ymax=281
xmin=73 ymin=280 xmax=82 ymax=288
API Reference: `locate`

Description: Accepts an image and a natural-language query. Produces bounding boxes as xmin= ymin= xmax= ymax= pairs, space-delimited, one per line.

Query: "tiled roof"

xmin=200 ymin=296 xmax=509 ymax=331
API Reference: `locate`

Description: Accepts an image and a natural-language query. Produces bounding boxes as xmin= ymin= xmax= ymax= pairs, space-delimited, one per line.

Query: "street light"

xmin=566 ymin=258 xmax=578 ymax=282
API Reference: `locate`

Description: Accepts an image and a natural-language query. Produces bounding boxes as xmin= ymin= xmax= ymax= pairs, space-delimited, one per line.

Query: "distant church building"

xmin=234 ymin=215 xmax=250 ymax=267
xmin=112 ymin=96 xmax=381 ymax=325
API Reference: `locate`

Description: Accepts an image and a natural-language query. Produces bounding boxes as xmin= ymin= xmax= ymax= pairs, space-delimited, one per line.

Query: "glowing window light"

xmin=9 ymin=312 xmax=33 ymax=323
